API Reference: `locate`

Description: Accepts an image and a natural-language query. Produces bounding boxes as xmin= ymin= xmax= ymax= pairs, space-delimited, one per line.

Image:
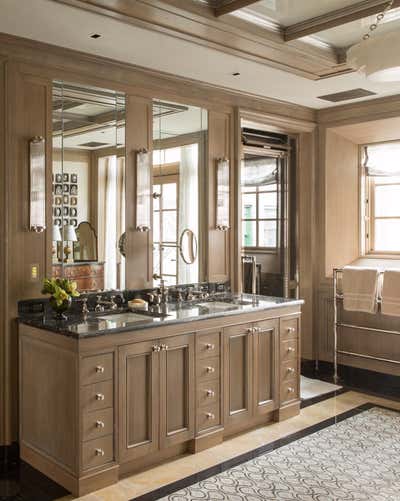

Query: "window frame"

xmin=362 ymin=144 xmax=400 ymax=257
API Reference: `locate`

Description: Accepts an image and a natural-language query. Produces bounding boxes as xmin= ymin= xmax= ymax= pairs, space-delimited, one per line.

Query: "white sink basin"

xmin=196 ymin=302 xmax=241 ymax=312
xmin=98 ymin=312 xmax=153 ymax=324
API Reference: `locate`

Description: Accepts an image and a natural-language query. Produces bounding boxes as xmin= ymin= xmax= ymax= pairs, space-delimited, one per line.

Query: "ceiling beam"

xmin=214 ymin=0 xmax=260 ymax=17
xmin=284 ymin=0 xmax=400 ymax=42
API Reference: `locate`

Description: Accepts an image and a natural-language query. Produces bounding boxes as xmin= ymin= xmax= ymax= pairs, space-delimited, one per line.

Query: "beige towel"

xmin=381 ymin=269 xmax=400 ymax=317
xmin=342 ymin=266 xmax=379 ymax=314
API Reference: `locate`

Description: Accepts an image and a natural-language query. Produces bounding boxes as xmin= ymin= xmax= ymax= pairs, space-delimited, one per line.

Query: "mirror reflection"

xmin=152 ymin=100 xmax=208 ymax=287
xmin=52 ymin=81 xmax=126 ymax=291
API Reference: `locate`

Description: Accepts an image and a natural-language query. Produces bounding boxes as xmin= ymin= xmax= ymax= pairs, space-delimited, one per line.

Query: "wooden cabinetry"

xmin=223 ymin=319 xmax=279 ymax=432
xmin=119 ymin=334 xmax=195 ymax=463
xmin=19 ymin=305 xmax=301 ymax=497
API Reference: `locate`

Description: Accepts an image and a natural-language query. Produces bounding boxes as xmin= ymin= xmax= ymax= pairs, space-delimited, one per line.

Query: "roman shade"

xmin=364 ymin=142 xmax=400 ymax=176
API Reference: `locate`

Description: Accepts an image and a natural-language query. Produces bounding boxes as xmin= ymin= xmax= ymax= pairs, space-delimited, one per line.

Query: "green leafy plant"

xmin=41 ymin=277 xmax=80 ymax=306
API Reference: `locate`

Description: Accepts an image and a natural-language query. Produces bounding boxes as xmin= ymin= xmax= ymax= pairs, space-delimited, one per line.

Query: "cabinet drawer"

xmin=280 ymin=379 xmax=299 ymax=404
xmin=197 ymin=403 xmax=220 ymax=432
xmin=280 ymin=360 xmax=298 ymax=383
xmin=197 ymin=380 xmax=219 ymax=408
xmin=81 ymin=380 xmax=113 ymax=413
xmin=280 ymin=339 xmax=298 ymax=362
xmin=81 ymin=353 xmax=113 ymax=386
xmin=196 ymin=356 xmax=220 ymax=382
xmin=82 ymin=408 xmax=114 ymax=442
xmin=196 ymin=332 xmax=220 ymax=359
xmin=224 ymin=323 xmax=253 ymax=336
xmin=82 ymin=435 xmax=113 ymax=470
xmin=280 ymin=317 xmax=299 ymax=340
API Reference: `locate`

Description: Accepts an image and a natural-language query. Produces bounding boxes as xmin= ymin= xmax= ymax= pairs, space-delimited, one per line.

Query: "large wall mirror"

xmin=52 ymin=81 xmax=126 ymax=291
xmin=152 ymin=100 xmax=208 ymax=287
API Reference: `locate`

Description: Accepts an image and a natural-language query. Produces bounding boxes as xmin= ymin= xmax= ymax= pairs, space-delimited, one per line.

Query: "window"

xmin=241 ymin=153 xmax=279 ymax=249
xmin=363 ymin=142 xmax=400 ymax=254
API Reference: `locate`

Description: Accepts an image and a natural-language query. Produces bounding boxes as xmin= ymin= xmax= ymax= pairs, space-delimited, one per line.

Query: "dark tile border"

xmin=130 ymin=402 xmax=383 ymax=501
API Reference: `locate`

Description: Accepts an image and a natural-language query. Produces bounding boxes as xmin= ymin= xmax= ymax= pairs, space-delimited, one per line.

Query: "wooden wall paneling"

xmin=125 ymin=94 xmax=153 ymax=289
xmin=3 ymin=63 xmax=52 ymax=444
xmin=0 ymin=58 xmax=6 ymax=445
xmin=324 ymin=130 xmax=359 ymax=277
xmin=232 ymin=107 xmax=242 ymax=292
xmin=207 ymin=110 xmax=231 ymax=283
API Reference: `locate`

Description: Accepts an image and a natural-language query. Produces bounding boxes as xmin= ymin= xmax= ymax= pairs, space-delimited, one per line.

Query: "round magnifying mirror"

xmin=179 ymin=229 xmax=198 ymax=265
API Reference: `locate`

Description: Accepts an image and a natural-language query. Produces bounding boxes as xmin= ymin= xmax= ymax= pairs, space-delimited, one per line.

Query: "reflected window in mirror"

xmin=52 ymin=81 xmax=125 ymax=292
xmin=152 ymin=100 xmax=207 ymax=287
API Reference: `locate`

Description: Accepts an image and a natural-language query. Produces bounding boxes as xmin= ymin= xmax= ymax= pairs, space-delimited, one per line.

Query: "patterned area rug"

xmin=158 ymin=406 xmax=400 ymax=501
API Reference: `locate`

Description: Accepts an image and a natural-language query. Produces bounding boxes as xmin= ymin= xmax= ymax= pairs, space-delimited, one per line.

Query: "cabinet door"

xmin=253 ymin=319 xmax=279 ymax=416
xmin=223 ymin=323 xmax=253 ymax=428
xmin=160 ymin=334 xmax=195 ymax=448
xmin=119 ymin=341 xmax=159 ymax=462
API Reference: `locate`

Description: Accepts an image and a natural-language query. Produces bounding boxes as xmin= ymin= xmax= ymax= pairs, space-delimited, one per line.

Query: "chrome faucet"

xmin=95 ymin=295 xmax=119 ymax=312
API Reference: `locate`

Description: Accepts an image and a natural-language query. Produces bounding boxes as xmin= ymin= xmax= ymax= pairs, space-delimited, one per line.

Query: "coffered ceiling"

xmin=2 ymin=0 xmax=400 ymax=109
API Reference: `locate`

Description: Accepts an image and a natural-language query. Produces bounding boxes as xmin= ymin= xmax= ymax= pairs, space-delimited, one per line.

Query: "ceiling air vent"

xmin=78 ymin=141 xmax=109 ymax=148
xmin=317 ymin=88 xmax=376 ymax=103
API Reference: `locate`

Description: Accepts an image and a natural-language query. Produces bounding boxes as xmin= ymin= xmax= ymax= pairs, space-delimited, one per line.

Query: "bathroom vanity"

xmin=19 ymin=295 xmax=302 ymax=496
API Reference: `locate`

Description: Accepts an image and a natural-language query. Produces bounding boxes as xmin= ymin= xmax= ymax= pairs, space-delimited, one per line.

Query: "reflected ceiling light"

xmin=347 ymin=0 xmax=400 ymax=82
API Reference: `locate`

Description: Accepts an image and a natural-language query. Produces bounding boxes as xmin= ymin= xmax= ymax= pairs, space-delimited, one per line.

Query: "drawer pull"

xmin=95 ymin=393 xmax=105 ymax=401
xmin=152 ymin=345 xmax=160 ymax=352
xmin=253 ymin=327 xmax=260 ymax=333
xmin=96 ymin=420 xmax=105 ymax=428
xmin=246 ymin=327 xmax=254 ymax=334
xmin=287 ymin=367 xmax=295 ymax=374
xmin=205 ymin=343 xmax=215 ymax=350
xmin=287 ymin=387 xmax=295 ymax=393
xmin=287 ymin=347 xmax=295 ymax=353
xmin=206 ymin=412 xmax=215 ymax=420
xmin=96 ymin=365 xmax=105 ymax=374
xmin=206 ymin=389 xmax=215 ymax=397
xmin=206 ymin=366 xmax=215 ymax=374
xmin=161 ymin=344 xmax=169 ymax=351
xmin=95 ymin=448 xmax=105 ymax=456
xmin=286 ymin=327 xmax=296 ymax=333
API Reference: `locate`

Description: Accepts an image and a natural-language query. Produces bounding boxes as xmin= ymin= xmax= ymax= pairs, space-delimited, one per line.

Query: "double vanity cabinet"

xmin=19 ymin=298 xmax=302 ymax=496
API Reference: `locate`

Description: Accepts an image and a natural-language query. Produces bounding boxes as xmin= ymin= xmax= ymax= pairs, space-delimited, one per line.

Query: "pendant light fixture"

xmin=347 ymin=0 xmax=400 ymax=82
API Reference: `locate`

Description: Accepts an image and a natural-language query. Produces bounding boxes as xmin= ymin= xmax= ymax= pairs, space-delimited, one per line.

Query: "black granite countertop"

xmin=18 ymin=294 xmax=304 ymax=339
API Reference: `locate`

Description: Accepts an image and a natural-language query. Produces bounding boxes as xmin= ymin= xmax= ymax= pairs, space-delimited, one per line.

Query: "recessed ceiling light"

xmin=232 ymin=72 xmax=241 ymax=76
xmin=90 ymin=33 xmax=102 ymax=39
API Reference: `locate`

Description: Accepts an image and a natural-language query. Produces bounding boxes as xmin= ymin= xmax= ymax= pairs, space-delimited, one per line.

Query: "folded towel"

xmin=381 ymin=269 xmax=400 ymax=317
xmin=342 ymin=266 xmax=379 ymax=314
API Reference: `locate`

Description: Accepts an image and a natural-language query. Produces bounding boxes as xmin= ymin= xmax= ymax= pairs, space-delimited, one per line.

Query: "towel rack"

xmin=332 ymin=267 xmax=400 ymax=383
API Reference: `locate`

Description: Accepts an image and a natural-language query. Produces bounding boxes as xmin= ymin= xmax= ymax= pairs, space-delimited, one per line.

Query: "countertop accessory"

xmin=41 ymin=277 xmax=80 ymax=320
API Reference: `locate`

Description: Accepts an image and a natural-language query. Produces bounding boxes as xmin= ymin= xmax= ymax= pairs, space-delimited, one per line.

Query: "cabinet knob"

xmin=205 ymin=343 xmax=215 ymax=350
xmin=246 ymin=328 xmax=253 ymax=334
xmin=287 ymin=327 xmax=295 ymax=333
xmin=206 ymin=389 xmax=215 ymax=397
xmin=160 ymin=344 xmax=168 ymax=351
xmin=95 ymin=393 xmax=105 ymax=401
xmin=288 ymin=387 xmax=295 ymax=393
xmin=95 ymin=448 xmax=105 ymax=456
xmin=152 ymin=345 xmax=160 ymax=352
xmin=206 ymin=366 xmax=215 ymax=373
xmin=287 ymin=347 xmax=295 ymax=353
xmin=96 ymin=365 xmax=105 ymax=374
xmin=96 ymin=420 xmax=105 ymax=428
xmin=287 ymin=367 xmax=295 ymax=374
xmin=254 ymin=327 xmax=260 ymax=333
xmin=206 ymin=412 xmax=215 ymax=420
